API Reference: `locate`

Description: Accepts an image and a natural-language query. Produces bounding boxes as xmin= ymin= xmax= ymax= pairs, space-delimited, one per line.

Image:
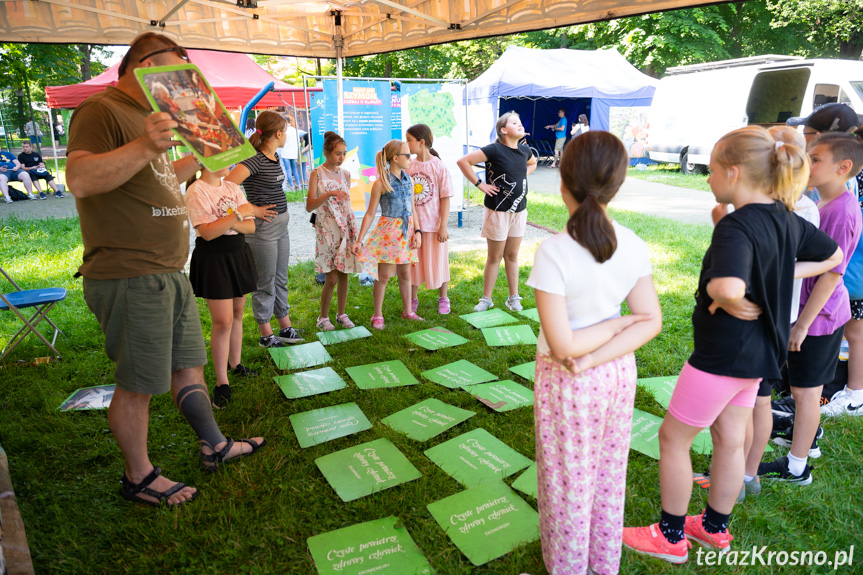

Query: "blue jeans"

xmin=280 ymin=158 xmax=302 ymax=189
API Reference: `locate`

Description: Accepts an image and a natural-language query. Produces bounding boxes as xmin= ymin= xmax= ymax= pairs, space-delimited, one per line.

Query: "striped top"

xmin=240 ymin=151 xmax=287 ymax=214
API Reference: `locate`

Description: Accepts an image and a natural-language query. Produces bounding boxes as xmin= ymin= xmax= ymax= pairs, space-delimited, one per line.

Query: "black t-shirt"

xmin=481 ymin=142 xmax=532 ymax=213
xmin=689 ymin=202 xmax=838 ymax=379
xmin=17 ymin=152 xmax=42 ymax=168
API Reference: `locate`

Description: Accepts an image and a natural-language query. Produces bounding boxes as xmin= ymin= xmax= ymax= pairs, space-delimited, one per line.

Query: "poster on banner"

xmin=315 ymin=438 xmax=422 ymax=501
xmin=401 ymin=82 xmax=467 ymax=213
xmin=427 ymin=481 xmax=540 ymax=566
xmin=275 ymin=367 xmax=347 ymax=399
xmin=290 ymin=402 xmax=372 ymax=448
xmin=424 ymin=428 xmax=532 ymax=488
xmin=509 ymin=361 xmax=536 ymax=382
xmin=421 ymin=360 xmax=497 ymax=388
xmin=382 ymin=398 xmax=475 ymax=441
xmin=467 ymin=380 xmax=534 ymax=412
xmin=345 ymin=360 xmax=419 ymax=390
xmin=307 ymin=516 xmax=433 ymax=575
xmin=609 ymin=106 xmax=650 ymax=159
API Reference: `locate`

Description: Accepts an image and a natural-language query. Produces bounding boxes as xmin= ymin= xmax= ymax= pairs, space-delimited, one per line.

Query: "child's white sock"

xmin=743 ymin=474 xmax=755 ymax=483
xmin=787 ymin=453 xmax=807 ymax=476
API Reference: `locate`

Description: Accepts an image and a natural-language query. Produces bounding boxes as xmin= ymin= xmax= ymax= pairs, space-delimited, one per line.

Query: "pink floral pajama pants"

xmin=534 ymin=352 xmax=638 ymax=575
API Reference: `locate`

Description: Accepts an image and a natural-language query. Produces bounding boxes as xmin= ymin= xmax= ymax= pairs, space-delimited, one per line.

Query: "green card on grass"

xmin=345 ymin=360 xmax=419 ymax=390
xmin=460 ymin=308 xmax=519 ymax=329
xmin=630 ymin=408 xmax=663 ymax=459
xmin=404 ymin=327 xmax=469 ymax=350
xmin=518 ymin=307 xmax=540 ymax=322
xmin=637 ymin=376 xmax=678 ymax=409
xmin=290 ymin=402 xmax=372 ymax=448
xmin=308 ymin=516 xmax=433 ymax=575
xmin=382 ymin=398 xmax=475 ymax=441
xmin=509 ymin=361 xmax=536 ymax=382
xmin=467 ymin=380 xmax=534 ymax=412
xmin=316 ymin=326 xmax=373 ymax=346
xmin=275 ymin=367 xmax=347 ymax=399
xmin=424 ymin=428 xmax=532 ymax=488
xmin=421 ymin=360 xmax=498 ymax=389
xmin=269 ymin=341 xmax=332 ymax=370
xmin=315 ymin=438 xmax=421 ymax=501
xmin=481 ymin=325 xmax=537 ymax=347
xmin=511 ymin=463 xmax=538 ymax=499
xmin=427 ymin=481 xmax=540 ymax=566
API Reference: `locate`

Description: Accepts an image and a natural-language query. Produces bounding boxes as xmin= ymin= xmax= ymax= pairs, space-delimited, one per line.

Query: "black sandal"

xmin=119 ymin=466 xmax=199 ymax=508
xmin=200 ymin=437 xmax=266 ymax=473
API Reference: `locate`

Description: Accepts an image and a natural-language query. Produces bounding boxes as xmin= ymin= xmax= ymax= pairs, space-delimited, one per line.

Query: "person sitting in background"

xmin=18 ymin=141 xmax=64 ymax=199
xmin=0 ymin=145 xmax=36 ymax=203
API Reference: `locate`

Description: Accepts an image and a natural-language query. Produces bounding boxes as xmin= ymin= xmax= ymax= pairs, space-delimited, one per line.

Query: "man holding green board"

xmin=66 ymin=33 xmax=265 ymax=508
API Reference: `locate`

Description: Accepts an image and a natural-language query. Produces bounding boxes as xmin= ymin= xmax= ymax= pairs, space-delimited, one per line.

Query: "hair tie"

xmin=255 ymin=129 xmax=262 ymax=135
xmin=775 ymin=141 xmax=784 ymax=150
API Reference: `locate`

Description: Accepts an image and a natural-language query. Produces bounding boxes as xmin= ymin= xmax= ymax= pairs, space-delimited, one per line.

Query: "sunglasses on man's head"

xmin=138 ymin=46 xmax=189 ymax=63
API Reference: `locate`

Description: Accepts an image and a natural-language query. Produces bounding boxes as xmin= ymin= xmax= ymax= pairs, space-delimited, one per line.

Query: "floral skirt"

xmin=360 ymin=216 xmax=418 ymax=279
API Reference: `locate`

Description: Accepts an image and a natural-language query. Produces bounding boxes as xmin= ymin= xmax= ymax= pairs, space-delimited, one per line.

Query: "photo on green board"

xmin=315 ymin=438 xmax=422 ymax=501
xmin=290 ymin=402 xmax=372 ymax=448
xmin=381 ymin=398 xmax=475 ymax=441
xmin=274 ymin=366 xmax=347 ymax=399
xmin=427 ymin=481 xmax=540 ymax=566
xmin=307 ymin=516 xmax=433 ymax=575
xmin=58 ymin=385 xmax=115 ymax=411
xmin=421 ymin=359 xmax=498 ymax=389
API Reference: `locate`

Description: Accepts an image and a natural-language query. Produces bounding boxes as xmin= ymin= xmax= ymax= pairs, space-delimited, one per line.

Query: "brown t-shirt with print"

xmin=67 ymin=87 xmax=188 ymax=279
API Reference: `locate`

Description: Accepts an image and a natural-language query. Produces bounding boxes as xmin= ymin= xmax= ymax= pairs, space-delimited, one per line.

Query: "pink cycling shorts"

xmin=667 ymin=361 xmax=760 ymax=428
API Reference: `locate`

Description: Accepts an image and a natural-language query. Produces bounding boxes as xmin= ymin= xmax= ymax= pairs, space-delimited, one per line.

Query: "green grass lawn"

xmin=626 ymin=163 xmax=711 ymax=192
xmin=1 ymin=196 xmax=861 ymax=574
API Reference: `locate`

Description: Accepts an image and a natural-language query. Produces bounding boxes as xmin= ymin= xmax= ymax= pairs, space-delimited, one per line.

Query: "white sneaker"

xmin=821 ymin=389 xmax=863 ymax=417
xmin=3 ymin=196 xmax=11 ymax=204
xmin=505 ymin=294 xmax=524 ymax=312
xmin=474 ymin=296 xmax=493 ymax=312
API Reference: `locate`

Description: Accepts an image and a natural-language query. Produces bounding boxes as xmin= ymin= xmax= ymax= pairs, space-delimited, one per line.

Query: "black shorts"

xmin=787 ymin=326 xmax=846 ymax=389
xmin=29 ymin=170 xmax=54 ymax=182
xmin=851 ymin=299 xmax=863 ymax=321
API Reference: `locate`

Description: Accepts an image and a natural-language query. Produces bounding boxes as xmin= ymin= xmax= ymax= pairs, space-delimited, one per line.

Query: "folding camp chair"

xmin=0 ymin=266 xmax=66 ymax=361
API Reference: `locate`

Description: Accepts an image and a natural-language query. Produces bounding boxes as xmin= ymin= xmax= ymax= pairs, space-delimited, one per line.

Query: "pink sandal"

xmin=370 ymin=315 xmax=385 ymax=330
xmin=402 ymin=311 xmax=424 ymax=321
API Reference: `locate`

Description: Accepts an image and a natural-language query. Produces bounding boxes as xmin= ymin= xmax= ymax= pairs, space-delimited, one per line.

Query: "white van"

xmin=647 ymin=56 xmax=863 ymax=173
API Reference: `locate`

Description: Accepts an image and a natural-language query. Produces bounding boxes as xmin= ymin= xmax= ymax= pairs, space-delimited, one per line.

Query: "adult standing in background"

xmin=24 ymin=120 xmax=42 ymax=145
xmin=544 ymin=109 xmax=567 ymax=168
xmin=65 ymin=32 xmax=265 ymax=508
xmin=277 ymin=115 xmax=303 ymax=191
xmin=571 ymin=114 xmax=590 ymax=139
xmin=54 ymin=117 xmax=65 ymax=145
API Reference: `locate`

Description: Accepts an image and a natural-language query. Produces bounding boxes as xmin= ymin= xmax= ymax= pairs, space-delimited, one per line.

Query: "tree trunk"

xmin=385 ymin=61 xmax=392 ymax=78
xmin=78 ymin=44 xmax=93 ymax=81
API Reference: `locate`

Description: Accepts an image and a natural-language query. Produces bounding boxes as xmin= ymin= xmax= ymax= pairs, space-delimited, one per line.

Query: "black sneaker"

xmin=758 ymin=456 xmax=813 ymax=485
xmin=770 ymin=413 xmax=792 ymax=437
xmin=259 ymin=334 xmax=285 ymax=348
xmin=771 ymin=422 xmax=822 ymax=458
xmin=211 ymin=384 xmax=231 ymax=409
xmin=54 ymin=190 xmax=64 ymax=198
xmin=771 ymin=396 xmax=796 ymax=418
xmin=230 ymin=363 xmax=258 ymax=377
xmin=278 ymin=326 xmax=305 ymax=344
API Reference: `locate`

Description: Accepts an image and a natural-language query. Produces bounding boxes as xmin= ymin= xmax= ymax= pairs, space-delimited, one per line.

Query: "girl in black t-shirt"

xmin=623 ymin=126 xmax=841 ymax=564
xmin=457 ymin=112 xmax=537 ymax=313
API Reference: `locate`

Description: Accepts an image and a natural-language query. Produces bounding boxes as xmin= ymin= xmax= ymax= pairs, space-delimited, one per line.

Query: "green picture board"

xmin=345 ymin=360 xmax=419 ymax=390
xmin=275 ymin=367 xmax=347 ymax=399
xmin=424 ymin=428 xmax=532 ymax=488
xmin=381 ymin=398 xmax=476 ymax=441
xmin=315 ymin=438 xmax=422 ymax=501
xmin=290 ymin=402 xmax=372 ymax=448
xmin=427 ymin=481 xmax=540 ymax=566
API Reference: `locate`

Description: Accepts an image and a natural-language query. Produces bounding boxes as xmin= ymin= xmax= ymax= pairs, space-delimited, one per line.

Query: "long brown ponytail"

xmin=406 ymin=124 xmax=440 ymax=158
xmin=248 ymin=110 xmax=285 ymax=152
xmin=559 ymin=131 xmax=627 ymax=263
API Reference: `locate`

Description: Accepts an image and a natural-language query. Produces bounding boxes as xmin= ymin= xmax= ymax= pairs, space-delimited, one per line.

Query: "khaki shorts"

xmin=83 ymin=271 xmax=207 ymax=395
xmin=554 ymin=137 xmax=566 ymax=152
xmin=481 ymin=207 xmax=527 ymax=241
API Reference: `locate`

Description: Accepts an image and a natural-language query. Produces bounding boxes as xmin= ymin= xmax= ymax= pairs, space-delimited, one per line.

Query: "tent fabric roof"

xmin=45 ymin=49 xmax=315 ymax=109
xmin=3 ymin=0 xmax=719 ymax=58
xmin=467 ymin=46 xmax=659 ymax=102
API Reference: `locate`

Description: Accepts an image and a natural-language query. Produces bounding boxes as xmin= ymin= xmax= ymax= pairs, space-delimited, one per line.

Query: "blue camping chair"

xmin=0 ymin=266 xmax=66 ymax=361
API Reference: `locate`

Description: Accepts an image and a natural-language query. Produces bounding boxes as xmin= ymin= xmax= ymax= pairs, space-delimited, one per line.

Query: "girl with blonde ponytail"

xmin=624 ymin=126 xmax=842 ymax=565
xmin=526 ymin=131 xmax=662 ymax=574
xmin=352 ymin=139 xmax=422 ymax=329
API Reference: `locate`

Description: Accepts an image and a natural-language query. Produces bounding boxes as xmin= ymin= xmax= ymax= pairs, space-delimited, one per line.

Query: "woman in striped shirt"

xmin=227 ymin=111 xmax=304 ymax=348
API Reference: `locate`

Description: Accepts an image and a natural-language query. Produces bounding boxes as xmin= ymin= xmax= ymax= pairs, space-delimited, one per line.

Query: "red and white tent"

xmin=45 ymin=49 xmax=317 ymax=109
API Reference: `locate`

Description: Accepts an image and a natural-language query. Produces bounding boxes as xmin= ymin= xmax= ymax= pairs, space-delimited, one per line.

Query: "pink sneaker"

xmin=411 ymin=298 xmax=419 ymax=313
xmin=438 ymin=297 xmax=451 ymax=315
xmin=684 ymin=513 xmax=733 ymax=553
xmin=370 ymin=315 xmax=385 ymax=330
xmin=402 ymin=311 xmax=424 ymax=321
xmin=622 ymin=523 xmax=691 ymax=564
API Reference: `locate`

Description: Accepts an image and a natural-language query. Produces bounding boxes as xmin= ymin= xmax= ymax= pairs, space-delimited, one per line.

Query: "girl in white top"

xmin=306 ymin=131 xmax=361 ymax=331
xmin=185 ymin=165 xmax=258 ymax=409
xmin=526 ymin=131 xmax=662 ymax=575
